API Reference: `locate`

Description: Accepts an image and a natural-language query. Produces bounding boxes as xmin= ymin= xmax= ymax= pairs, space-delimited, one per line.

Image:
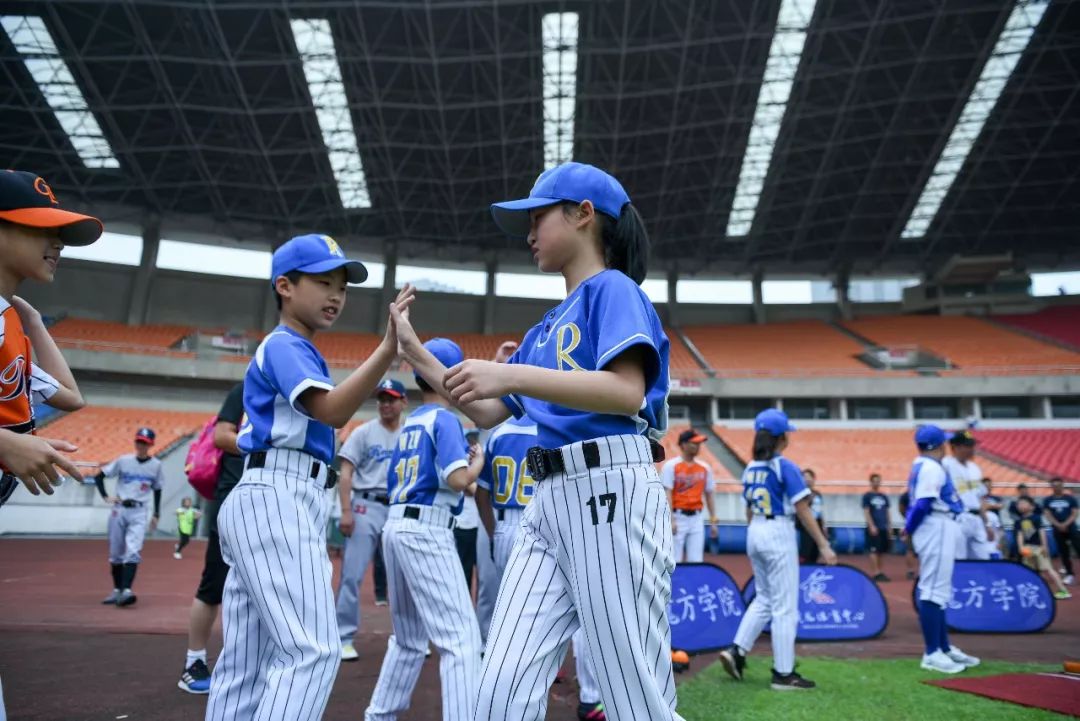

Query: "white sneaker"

xmin=173 ymin=552 xmax=182 ymax=560
xmin=921 ymin=651 xmax=965 ymax=674
xmin=945 ymin=646 xmax=980 ymax=668
xmin=1065 ymin=574 xmax=1075 ymax=586
xmin=341 ymin=642 xmax=358 ymax=662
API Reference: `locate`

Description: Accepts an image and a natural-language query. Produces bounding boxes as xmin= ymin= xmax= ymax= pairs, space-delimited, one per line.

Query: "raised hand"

xmin=383 ymin=284 xmax=417 ymax=354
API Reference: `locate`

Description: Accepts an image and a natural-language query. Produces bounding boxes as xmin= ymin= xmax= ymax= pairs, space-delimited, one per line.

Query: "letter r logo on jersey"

xmin=555 ymin=323 xmax=584 ymax=371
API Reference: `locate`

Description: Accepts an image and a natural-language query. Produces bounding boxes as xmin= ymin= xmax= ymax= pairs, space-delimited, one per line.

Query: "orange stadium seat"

xmin=682 ymin=320 xmax=893 ymax=377
xmin=712 ymin=426 xmax=1039 ymax=492
xmin=50 ymin=317 xmax=194 ymax=357
xmin=311 ymin=331 xmax=383 ymax=369
xmin=38 ymin=406 xmax=208 ymax=474
xmin=663 ymin=328 xmax=707 ymax=377
xmin=843 ymin=315 xmax=1080 ymax=375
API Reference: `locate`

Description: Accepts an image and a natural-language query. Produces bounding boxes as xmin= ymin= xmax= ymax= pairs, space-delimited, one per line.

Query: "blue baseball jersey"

xmin=387 ymin=403 xmax=470 ymax=511
xmin=500 ymin=269 xmax=670 ymax=449
xmin=741 ymin=455 xmax=810 ymax=518
xmin=476 ymin=416 xmax=538 ymax=510
xmin=237 ymin=325 xmax=336 ymax=464
xmin=907 ymin=456 xmax=963 ymax=515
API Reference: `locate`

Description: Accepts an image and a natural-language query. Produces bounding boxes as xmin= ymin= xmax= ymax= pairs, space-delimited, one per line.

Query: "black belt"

xmin=357 ymin=490 xmax=390 ymax=506
xmin=526 ymin=439 xmax=664 ymax=482
xmin=967 ymin=510 xmax=981 ymax=516
xmin=496 ymin=508 xmax=506 ymax=521
xmin=120 ymin=499 xmax=144 ymax=508
xmin=247 ymin=451 xmax=338 ymax=490
xmin=402 ymin=505 xmax=454 ymax=528
xmin=676 ymin=509 xmax=701 ymax=516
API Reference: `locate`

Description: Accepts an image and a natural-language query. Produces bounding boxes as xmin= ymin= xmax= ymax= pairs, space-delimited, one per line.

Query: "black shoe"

xmin=178 ymin=659 xmax=211 ymax=694
xmin=577 ymin=702 xmax=606 ymax=720
xmin=771 ymin=669 xmax=815 ymax=690
xmin=116 ymin=589 xmax=137 ymax=607
xmin=719 ymin=646 xmax=746 ymax=681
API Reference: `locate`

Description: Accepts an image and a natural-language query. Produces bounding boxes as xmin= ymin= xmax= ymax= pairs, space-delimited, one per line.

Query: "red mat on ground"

xmin=926 ymin=672 xmax=1080 ymax=717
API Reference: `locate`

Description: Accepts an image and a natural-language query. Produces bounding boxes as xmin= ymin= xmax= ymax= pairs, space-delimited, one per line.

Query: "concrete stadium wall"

xmin=29 ymin=259 xmax=917 ymax=335
xmin=21 ymin=260 xmax=136 ymax=322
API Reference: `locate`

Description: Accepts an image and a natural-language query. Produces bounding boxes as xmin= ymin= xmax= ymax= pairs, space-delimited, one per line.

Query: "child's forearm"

xmin=405 ymin=344 xmax=508 ymax=428
xmin=305 ymin=343 xmax=396 ymax=427
xmin=505 ymin=363 xmax=644 ymax=418
xmin=24 ymin=321 xmax=84 ymax=410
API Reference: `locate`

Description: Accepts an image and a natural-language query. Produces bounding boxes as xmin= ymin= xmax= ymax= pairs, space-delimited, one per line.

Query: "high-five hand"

xmin=444 ymin=360 xmax=515 ymax=405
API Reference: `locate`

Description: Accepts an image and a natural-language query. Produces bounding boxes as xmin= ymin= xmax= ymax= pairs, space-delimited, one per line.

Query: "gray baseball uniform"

xmin=336 ymin=419 xmax=399 ymax=644
xmin=103 ymin=454 xmax=165 ymax=564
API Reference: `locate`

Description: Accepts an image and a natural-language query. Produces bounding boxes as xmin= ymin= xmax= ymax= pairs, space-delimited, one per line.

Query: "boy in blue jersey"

xmin=205 ymin=234 xmax=414 ymax=721
xmin=720 ymin=410 xmax=836 ymax=691
xmin=903 ymin=424 xmax=979 ymax=675
xmin=365 ymin=338 xmax=486 ymax=721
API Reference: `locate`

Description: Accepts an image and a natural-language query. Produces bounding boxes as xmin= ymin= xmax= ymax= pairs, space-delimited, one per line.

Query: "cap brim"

xmin=683 ymin=434 xmax=707 ymax=444
xmin=296 ymin=258 xmax=369 ymax=284
xmin=0 ymin=207 xmax=103 ymax=246
xmin=135 ymin=436 xmax=155 ymax=445
xmin=490 ymin=197 xmax=562 ymax=237
xmin=786 ymin=422 xmax=797 ymax=433
xmin=376 ymin=389 xmax=405 ymax=399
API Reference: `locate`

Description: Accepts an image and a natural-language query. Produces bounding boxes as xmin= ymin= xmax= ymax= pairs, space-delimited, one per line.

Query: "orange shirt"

xmin=0 ymin=299 xmax=58 ymax=442
xmin=660 ymin=457 xmax=715 ymax=511
xmin=0 ymin=301 xmax=35 ymax=434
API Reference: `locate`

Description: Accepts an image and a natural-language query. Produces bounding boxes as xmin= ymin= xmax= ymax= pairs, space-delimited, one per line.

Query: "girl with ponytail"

xmin=389 ymin=161 xmax=680 ymax=719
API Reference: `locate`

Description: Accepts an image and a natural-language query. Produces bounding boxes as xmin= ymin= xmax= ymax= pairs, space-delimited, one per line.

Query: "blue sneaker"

xmin=178 ymin=659 xmax=211 ymax=694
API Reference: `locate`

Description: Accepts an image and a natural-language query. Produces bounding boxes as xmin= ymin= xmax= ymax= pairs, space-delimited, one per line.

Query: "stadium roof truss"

xmin=1 ymin=0 xmax=1077 ymax=276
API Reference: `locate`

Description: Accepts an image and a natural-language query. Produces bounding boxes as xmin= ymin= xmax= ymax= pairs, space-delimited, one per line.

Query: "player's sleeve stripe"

xmin=789 ymin=488 xmax=811 ymax=506
xmin=287 ymin=379 xmax=334 ymax=417
xmin=438 ymin=459 xmax=468 ymax=484
xmin=500 ymin=393 xmax=525 ymax=418
xmin=596 ymin=333 xmax=654 ymax=368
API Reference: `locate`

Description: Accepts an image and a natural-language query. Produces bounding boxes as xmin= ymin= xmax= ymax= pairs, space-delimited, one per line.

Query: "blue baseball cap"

xmin=754 ymin=409 xmax=796 ymax=437
xmin=374 ymin=378 xmax=406 ymax=399
xmin=421 ymin=337 xmax=464 ymax=376
xmin=134 ymin=427 xmax=156 ymax=445
xmin=915 ymin=424 xmax=947 ymax=451
xmin=270 ymin=233 xmax=368 ymax=288
xmin=490 ymin=162 xmax=630 ymax=238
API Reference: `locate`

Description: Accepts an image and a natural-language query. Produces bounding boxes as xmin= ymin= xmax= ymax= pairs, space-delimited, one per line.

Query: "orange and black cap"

xmin=0 ymin=171 xmax=103 ymax=246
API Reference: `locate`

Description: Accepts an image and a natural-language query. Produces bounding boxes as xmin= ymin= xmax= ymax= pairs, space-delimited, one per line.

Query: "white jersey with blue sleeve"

xmin=499 ymin=269 xmax=670 ymax=450
xmin=387 ymin=404 xmax=469 ymax=511
xmin=741 ymin=455 xmax=809 ymax=518
xmin=101 ymin=454 xmax=165 ymax=503
xmin=908 ymin=456 xmax=963 ymax=515
xmin=236 ymin=325 xmax=336 ymax=464
xmin=476 ymin=416 xmax=537 ymax=511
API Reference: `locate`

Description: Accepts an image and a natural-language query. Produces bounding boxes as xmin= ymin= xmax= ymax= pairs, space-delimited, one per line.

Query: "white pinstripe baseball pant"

xmin=365 ymin=504 xmax=482 ymax=721
xmin=476 ymin=435 xmax=683 ymax=721
xmin=206 ymin=449 xmax=340 ymax=721
xmin=492 ymin=507 xmax=601 ymax=706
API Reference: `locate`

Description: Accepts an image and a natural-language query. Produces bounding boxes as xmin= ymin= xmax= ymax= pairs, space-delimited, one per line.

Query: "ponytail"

xmin=752 ymin=430 xmax=782 ymax=461
xmin=601 ymin=203 xmax=650 ymax=285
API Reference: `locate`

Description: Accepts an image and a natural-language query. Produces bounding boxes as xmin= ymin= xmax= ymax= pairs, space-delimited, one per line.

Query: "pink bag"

xmin=185 ymin=417 xmax=223 ymax=500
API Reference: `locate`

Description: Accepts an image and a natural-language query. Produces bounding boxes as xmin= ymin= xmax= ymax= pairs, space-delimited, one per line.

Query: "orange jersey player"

xmin=660 ymin=429 xmax=718 ymax=563
xmin=0 ymin=170 xmax=101 ymax=504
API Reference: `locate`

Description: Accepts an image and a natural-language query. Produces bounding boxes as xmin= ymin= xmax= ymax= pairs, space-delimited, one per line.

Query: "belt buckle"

xmin=526 ymin=446 xmax=549 ymax=482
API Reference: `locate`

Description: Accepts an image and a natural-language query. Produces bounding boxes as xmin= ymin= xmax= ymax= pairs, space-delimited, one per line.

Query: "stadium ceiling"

xmin=2 ymin=0 xmax=1078 ymax=277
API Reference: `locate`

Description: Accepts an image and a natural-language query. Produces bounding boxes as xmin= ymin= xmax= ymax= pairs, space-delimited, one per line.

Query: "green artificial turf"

xmin=675 ymin=657 xmax=1065 ymax=720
